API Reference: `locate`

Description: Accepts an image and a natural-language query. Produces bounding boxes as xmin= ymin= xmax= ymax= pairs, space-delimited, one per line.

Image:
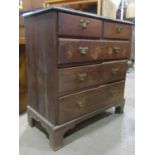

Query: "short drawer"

xmin=59 ymin=60 xmax=127 ymax=95
xmin=58 ymin=13 xmax=102 ymax=38
xmin=58 ymin=38 xmax=130 ymax=64
xmin=58 ymin=81 xmax=125 ymax=124
xmin=103 ymin=22 xmax=132 ymax=39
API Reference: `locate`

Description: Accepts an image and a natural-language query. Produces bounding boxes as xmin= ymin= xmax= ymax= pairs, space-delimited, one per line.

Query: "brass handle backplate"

xmin=116 ymin=27 xmax=122 ymax=33
xmin=76 ymin=73 xmax=87 ymax=81
xmin=76 ymin=100 xmax=86 ymax=108
xmin=78 ymin=47 xmax=89 ymax=55
xmin=112 ymin=68 xmax=119 ymax=75
xmin=80 ymin=19 xmax=89 ymax=29
xmin=113 ymin=47 xmax=120 ymax=54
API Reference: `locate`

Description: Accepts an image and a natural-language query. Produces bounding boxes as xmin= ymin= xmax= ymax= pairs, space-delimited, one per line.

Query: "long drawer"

xmin=58 ymin=13 xmax=102 ymax=38
xmin=58 ymin=38 xmax=130 ymax=64
xmin=59 ymin=60 xmax=127 ymax=95
xmin=58 ymin=81 xmax=125 ymax=124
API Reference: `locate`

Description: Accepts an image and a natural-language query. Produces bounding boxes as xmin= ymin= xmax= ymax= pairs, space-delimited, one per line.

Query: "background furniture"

xmin=125 ymin=0 xmax=135 ymax=64
xmin=19 ymin=15 xmax=27 ymax=113
xmin=22 ymin=0 xmax=102 ymax=14
xmin=24 ymin=7 xmax=133 ymax=150
xmin=43 ymin=0 xmax=102 ymax=14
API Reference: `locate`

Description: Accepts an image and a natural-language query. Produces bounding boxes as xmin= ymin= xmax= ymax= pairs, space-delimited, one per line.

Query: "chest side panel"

xmin=25 ymin=12 xmax=58 ymax=124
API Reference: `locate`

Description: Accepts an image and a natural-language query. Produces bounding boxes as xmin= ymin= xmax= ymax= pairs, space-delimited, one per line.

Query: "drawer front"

xmin=59 ymin=60 xmax=127 ymax=95
xmin=58 ymin=81 xmax=125 ymax=124
xmin=58 ymin=38 xmax=130 ymax=64
xmin=59 ymin=13 xmax=102 ymax=38
xmin=104 ymin=40 xmax=130 ymax=60
xmin=103 ymin=22 xmax=132 ymax=39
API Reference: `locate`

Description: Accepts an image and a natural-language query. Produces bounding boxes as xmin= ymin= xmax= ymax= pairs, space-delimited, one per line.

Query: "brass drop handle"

xmin=116 ymin=26 xmax=122 ymax=33
xmin=110 ymin=91 xmax=116 ymax=97
xmin=80 ymin=19 xmax=90 ymax=29
xmin=76 ymin=73 xmax=87 ymax=81
xmin=76 ymin=101 xmax=86 ymax=108
xmin=112 ymin=68 xmax=119 ymax=75
xmin=78 ymin=47 xmax=89 ymax=55
xmin=99 ymin=44 xmax=104 ymax=49
xmin=113 ymin=47 xmax=120 ymax=54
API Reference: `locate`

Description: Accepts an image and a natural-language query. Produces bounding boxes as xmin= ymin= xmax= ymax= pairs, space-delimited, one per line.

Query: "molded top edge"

xmin=23 ymin=6 xmax=134 ymax=25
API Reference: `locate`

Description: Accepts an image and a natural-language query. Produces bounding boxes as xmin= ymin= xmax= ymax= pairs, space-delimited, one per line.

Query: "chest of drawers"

xmin=24 ymin=7 xmax=133 ymax=151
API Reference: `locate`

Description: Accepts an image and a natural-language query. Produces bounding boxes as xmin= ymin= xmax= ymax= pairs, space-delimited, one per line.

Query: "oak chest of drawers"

xmin=24 ymin=7 xmax=133 ymax=151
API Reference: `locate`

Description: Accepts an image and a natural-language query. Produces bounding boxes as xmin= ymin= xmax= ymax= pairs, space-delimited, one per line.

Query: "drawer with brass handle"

xmin=103 ymin=22 xmax=132 ymax=39
xmin=58 ymin=81 xmax=125 ymax=124
xmin=58 ymin=13 xmax=102 ymax=38
xmin=58 ymin=38 xmax=130 ymax=64
xmin=59 ymin=60 xmax=127 ymax=95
